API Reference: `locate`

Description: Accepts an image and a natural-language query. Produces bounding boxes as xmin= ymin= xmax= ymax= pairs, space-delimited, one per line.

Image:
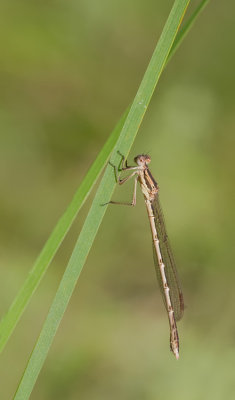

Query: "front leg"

xmin=117 ymin=151 xmax=136 ymax=171
xmin=109 ymin=154 xmax=138 ymax=184
xmin=102 ymin=153 xmax=139 ymax=206
xmin=109 ymin=175 xmax=138 ymax=206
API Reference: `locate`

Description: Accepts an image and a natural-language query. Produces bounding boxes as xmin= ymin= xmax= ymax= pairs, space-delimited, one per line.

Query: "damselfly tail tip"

xmin=174 ymin=349 xmax=179 ymax=360
xmin=171 ymin=344 xmax=179 ymax=360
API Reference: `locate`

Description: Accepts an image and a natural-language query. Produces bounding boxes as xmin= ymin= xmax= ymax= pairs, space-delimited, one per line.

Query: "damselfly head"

xmin=134 ymin=154 xmax=151 ymax=166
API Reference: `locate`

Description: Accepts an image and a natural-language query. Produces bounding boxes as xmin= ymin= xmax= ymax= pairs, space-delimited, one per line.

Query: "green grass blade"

xmin=0 ymin=0 xmax=209 ymax=357
xmin=167 ymin=0 xmax=210 ymax=62
xmin=13 ymin=1 xmax=191 ymax=398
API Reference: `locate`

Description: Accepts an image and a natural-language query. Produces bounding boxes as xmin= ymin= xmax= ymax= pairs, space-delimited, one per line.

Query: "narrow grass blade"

xmin=13 ymin=1 xmax=191 ymax=399
xmin=167 ymin=0 xmax=210 ymax=62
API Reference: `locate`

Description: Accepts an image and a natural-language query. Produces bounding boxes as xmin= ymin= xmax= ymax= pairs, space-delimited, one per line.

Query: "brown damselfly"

xmin=107 ymin=154 xmax=184 ymax=359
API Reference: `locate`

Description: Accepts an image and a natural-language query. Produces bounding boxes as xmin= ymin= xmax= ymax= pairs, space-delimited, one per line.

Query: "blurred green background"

xmin=0 ymin=0 xmax=235 ymax=399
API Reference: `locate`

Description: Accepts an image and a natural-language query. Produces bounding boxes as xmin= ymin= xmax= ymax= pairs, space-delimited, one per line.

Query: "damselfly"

xmin=107 ymin=154 xmax=184 ymax=359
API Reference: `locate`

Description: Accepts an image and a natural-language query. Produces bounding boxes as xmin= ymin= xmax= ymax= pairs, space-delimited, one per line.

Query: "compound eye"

xmin=145 ymin=156 xmax=151 ymax=164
